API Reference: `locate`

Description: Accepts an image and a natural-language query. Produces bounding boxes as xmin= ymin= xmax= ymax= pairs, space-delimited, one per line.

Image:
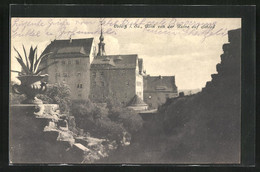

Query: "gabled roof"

xmin=91 ymin=54 xmax=138 ymax=69
xmin=42 ymin=38 xmax=94 ymax=59
xmin=144 ymin=76 xmax=177 ymax=92
xmin=127 ymin=95 xmax=148 ymax=107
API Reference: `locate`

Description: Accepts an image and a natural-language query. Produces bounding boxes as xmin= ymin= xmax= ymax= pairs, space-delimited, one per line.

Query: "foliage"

xmin=12 ymin=45 xmax=55 ymax=76
xmin=37 ymin=82 xmax=72 ymax=113
xmin=107 ymin=98 xmax=143 ymax=133
xmin=10 ymin=81 xmax=26 ymax=104
xmin=70 ymin=99 xmax=143 ymax=144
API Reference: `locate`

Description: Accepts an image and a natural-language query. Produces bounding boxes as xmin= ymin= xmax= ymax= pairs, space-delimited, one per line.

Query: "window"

xmin=126 ymin=81 xmax=129 ymax=86
xmin=62 ymin=60 xmax=66 ymax=65
xmin=77 ymin=72 xmax=81 ymax=77
xmin=76 ymin=60 xmax=80 ymax=64
xmin=63 ymin=73 xmax=68 ymax=77
xmin=101 ymin=82 xmax=105 ymax=87
xmin=78 ymin=93 xmax=82 ymax=97
xmin=100 ymin=71 xmax=104 ymax=76
xmin=77 ymin=84 xmax=83 ymax=88
xmin=92 ymin=72 xmax=96 ymax=77
xmin=93 ymin=81 xmax=96 ymax=86
xmin=92 ymin=94 xmax=95 ymax=98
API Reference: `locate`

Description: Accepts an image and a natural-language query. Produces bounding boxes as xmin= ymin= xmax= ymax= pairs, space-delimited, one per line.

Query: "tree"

xmin=37 ymin=82 xmax=71 ymax=113
xmin=107 ymin=98 xmax=144 ymax=133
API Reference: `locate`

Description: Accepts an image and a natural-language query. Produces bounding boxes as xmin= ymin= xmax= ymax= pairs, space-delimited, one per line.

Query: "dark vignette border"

xmin=1 ymin=4 xmax=256 ymax=172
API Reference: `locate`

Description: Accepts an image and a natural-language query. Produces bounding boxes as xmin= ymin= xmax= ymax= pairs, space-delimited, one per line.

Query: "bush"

xmin=107 ymin=99 xmax=143 ymax=133
xmin=70 ymin=99 xmax=125 ymax=141
xmin=37 ymin=82 xmax=71 ymax=113
xmin=10 ymin=81 xmax=26 ymax=104
xmin=70 ymin=98 xmax=143 ymax=145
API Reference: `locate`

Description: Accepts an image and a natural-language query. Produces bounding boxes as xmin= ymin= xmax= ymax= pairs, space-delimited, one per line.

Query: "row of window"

xmin=91 ymin=81 xmax=130 ymax=87
xmin=55 ymin=59 xmax=81 ymax=65
xmin=91 ymin=70 xmax=128 ymax=77
xmin=91 ymin=93 xmax=128 ymax=98
xmin=56 ymin=72 xmax=81 ymax=77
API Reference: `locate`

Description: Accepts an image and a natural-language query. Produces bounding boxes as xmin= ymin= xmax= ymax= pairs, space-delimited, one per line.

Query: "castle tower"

xmin=97 ymin=22 xmax=106 ymax=56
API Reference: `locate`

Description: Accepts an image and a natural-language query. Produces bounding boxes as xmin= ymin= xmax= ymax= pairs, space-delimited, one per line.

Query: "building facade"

xmin=41 ymin=38 xmax=96 ymax=100
xmin=41 ymin=25 xmax=178 ymax=109
xmin=90 ymin=54 xmax=144 ymax=105
xmin=143 ymin=75 xmax=178 ymax=109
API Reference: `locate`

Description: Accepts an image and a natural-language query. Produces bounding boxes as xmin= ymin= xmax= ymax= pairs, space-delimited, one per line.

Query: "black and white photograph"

xmin=9 ymin=16 xmax=243 ymax=164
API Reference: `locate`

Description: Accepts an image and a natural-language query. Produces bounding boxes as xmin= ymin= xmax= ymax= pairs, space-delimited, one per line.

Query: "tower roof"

xmin=99 ymin=22 xmax=104 ymax=42
xmin=127 ymin=95 xmax=148 ymax=107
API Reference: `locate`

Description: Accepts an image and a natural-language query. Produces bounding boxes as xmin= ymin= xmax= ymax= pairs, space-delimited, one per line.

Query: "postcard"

xmin=10 ymin=16 xmax=243 ymax=164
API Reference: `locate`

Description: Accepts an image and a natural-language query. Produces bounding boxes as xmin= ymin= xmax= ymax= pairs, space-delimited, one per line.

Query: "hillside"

xmin=102 ymin=28 xmax=241 ymax=163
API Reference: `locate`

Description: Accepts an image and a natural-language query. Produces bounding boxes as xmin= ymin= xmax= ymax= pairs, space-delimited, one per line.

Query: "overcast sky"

xmin=11 ymin=18 xmax=241 ymax=89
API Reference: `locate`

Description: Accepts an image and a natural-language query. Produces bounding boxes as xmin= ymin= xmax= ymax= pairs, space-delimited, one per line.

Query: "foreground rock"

xmin=9 ymin=104 xmax=117 ymax=164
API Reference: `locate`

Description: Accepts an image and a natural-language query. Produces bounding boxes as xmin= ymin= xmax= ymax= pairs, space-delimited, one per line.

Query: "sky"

xmin=11 ymin=18 xmax=241 ymax=89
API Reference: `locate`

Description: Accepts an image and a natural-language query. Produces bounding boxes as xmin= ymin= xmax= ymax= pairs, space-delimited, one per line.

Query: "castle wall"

xmin=47 ymin=57 xmax=90 ymax=100
xmin=90 ymin=68 xmax=136 ymax=105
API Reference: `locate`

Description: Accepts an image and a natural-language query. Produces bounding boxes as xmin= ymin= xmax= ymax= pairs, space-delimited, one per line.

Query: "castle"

xmin=42 ymin=25 xmax=178 ymax=110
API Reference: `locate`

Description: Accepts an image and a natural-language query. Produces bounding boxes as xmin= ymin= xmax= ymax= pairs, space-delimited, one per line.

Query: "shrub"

xmin=10 ymin=81 xmax=26 ymax=104
xmin=107 ymin=99 xmax=143 ymax=133
xmin=37 ymin=82 xmax=71 ymax=113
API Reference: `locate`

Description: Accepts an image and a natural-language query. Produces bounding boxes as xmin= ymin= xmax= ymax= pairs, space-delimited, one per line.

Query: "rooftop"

xmin=41 ymin=38 xmax=94 ymax=59
xmin=91 ymin=54 xmax=139 ymax=69
xmin=144 ymin=75 xmax=177 ymax=92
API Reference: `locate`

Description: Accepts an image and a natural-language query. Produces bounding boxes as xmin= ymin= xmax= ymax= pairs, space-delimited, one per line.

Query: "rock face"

xmin=9 ymin=104 xmax=116 ymax=164
xmin=9 ymin=104 xmax=74 ymax=163
xmin=156 ymin=28 xmax=241 ymax=163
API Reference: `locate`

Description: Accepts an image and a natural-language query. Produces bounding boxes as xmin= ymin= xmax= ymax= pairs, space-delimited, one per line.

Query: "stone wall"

xmin=90 ymin=68 xmax=137 ymax=105
xmin=47 ymin=57 xmax=91 ymax=100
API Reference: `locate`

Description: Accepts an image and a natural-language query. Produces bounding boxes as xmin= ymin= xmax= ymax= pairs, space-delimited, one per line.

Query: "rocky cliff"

xmin=9 ymin=104 xmax=116 ymax=164
xmin=102 ymin=28 xmax=241 ymax=163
